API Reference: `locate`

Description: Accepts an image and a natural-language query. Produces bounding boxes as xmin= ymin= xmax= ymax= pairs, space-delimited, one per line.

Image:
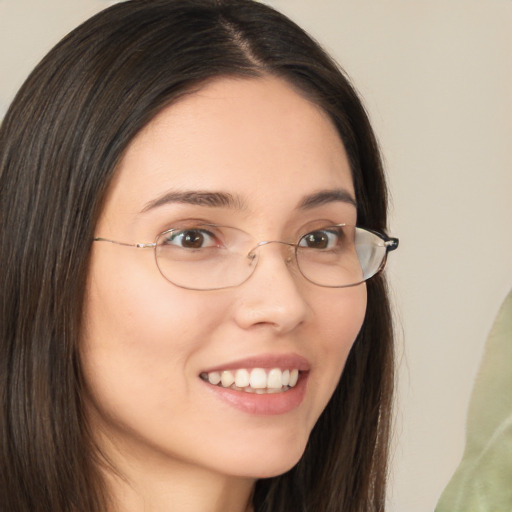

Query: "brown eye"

xmin=163 ymin=228 xmax=218 ymax=249
xmin=299 ymin=228 xmax=341 ymax=250
xmin=181 ymin=230 xmax=205 ymax=248
xmin=302 ymin=231 xmax=329 ymax=249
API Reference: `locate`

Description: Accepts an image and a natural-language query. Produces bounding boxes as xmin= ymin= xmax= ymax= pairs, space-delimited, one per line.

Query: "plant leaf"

xmin=436 ymin=288 xmax=512 ymax=511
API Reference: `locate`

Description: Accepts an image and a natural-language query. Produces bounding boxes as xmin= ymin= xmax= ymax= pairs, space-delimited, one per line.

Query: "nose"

xmin=232 ymin=241 xmax=309 ymax=333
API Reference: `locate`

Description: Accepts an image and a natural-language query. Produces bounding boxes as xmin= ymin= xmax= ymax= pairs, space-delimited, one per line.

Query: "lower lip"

xmin=201 ymin=373 xmax=308 ymax=415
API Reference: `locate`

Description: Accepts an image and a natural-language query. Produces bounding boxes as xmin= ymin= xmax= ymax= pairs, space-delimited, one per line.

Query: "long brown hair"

xmin=0 ymin=1 xmax=394 ymax=510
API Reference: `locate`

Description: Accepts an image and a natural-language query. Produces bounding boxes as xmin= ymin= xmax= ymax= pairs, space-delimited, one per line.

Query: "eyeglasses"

xmin=94 ymin=223 xmax=398 ymax=290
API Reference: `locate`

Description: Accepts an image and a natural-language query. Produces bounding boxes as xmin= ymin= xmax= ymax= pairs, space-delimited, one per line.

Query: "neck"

xmin=102 ymin=451 xmax=256 ymax=512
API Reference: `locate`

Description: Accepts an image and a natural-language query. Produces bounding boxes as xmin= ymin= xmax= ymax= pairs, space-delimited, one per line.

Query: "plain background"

xmin=1 ymin=1 xmax=511 ymax=510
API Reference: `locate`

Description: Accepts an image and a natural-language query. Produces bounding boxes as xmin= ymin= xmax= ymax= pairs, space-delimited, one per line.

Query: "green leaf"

xmin=436 ymin=288 xmax=512 ymax=511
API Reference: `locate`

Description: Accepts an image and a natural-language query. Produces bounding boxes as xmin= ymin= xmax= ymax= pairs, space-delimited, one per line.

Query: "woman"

xmin=0 ymin=1 xmax=398 ymax=511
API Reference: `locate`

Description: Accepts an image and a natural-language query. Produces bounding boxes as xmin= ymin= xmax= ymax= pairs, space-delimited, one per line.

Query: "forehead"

xmin=103 ymin=75 xmax=354 ymax=224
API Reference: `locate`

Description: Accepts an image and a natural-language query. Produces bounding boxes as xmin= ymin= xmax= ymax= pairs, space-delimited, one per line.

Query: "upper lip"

xmin=200 ymin=353 xmax=310 ymax=374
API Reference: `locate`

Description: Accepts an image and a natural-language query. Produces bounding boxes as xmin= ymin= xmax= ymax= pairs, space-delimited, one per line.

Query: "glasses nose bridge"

xmin=249 ymin=239 xmax=296 ymax=264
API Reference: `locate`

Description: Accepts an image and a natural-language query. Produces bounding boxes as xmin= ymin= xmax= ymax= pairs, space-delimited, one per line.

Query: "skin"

xmin=82 ymin=75 xmax=367 ymax=512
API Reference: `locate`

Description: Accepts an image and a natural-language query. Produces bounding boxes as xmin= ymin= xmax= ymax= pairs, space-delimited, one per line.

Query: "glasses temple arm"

xmin=384 ymin=237 xmax=399 ymax=252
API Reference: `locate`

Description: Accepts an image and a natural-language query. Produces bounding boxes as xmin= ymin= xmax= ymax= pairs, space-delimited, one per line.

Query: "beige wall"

xmin=1 ymin=1 xmax=511 ymax=510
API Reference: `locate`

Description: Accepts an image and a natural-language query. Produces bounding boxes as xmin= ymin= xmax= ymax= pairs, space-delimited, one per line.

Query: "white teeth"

xmin=267 ymin=368 xmax=283 ymax=389
xmin=221 ymin=370 xmax=235 ymax=387
xmin=249 ymin=368 xmax=267 ymax=389
xmin=235 ymin=369 xmax=250 ymax=388
xmin=208 ymin=371 xmax=221 ymax=385
xmin=201 ymin=367 xmax=302 ymax=393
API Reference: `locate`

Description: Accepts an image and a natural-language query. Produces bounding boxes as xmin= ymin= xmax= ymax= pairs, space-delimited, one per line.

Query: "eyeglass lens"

xmin=153 ymin=225 xmax=391 ymax=290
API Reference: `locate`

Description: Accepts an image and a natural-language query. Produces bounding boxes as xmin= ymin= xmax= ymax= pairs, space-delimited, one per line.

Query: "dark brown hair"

xmin=0 ymin=1 xmax=394 ymax=510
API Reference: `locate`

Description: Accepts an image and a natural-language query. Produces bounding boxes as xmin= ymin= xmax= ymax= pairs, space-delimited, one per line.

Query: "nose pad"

xmin=246 ymin=241 xmax=298 ymax=282
xmin=249 ymin=240 xmax=296 ymax=265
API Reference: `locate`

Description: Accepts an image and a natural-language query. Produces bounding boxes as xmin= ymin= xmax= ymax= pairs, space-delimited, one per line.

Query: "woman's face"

xmin=82 ymin=76 xmax=367 ymax=482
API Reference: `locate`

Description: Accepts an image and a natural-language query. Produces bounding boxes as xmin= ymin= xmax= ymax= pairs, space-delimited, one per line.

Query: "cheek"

xmin=83 ymin=247 xmax=228 ymax=350
xmin=80 ymin=251 xmax=231 ymax=417
xmin=315 ymin=283 xmax=367 ymax=353
xmin=307 ymin=284 xmax=367 ymax=412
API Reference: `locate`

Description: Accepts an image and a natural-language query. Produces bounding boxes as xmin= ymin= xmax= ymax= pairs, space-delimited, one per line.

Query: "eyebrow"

xmin=141 ymin=187 xmax=356 ymax=214
xmin=298 ymin=189 xmax=357 ymax=209
xmin=141 ymin=190 xmax=247 ymax=213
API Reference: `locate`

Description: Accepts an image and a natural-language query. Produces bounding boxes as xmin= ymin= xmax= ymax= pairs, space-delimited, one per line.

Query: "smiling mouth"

xmin=200 ymin=368 xmax=300 ymax=394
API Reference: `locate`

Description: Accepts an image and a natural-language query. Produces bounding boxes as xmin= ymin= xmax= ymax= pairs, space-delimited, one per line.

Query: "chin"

xmin=248 ymin=457 xmax=303 ymax=479
xmin=221 ymin=436 xmax=308 ymax=480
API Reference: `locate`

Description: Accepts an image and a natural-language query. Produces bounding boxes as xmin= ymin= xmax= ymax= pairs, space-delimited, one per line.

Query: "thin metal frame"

xmin=93 ymin=225 xmax=399 ymax=290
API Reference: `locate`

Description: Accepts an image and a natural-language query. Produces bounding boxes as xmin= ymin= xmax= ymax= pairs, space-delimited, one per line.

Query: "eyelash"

xmin=158 ymin=223 xmax=347 ymax=251
xmin=161 ymin=227 xmax=222 ymax=249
